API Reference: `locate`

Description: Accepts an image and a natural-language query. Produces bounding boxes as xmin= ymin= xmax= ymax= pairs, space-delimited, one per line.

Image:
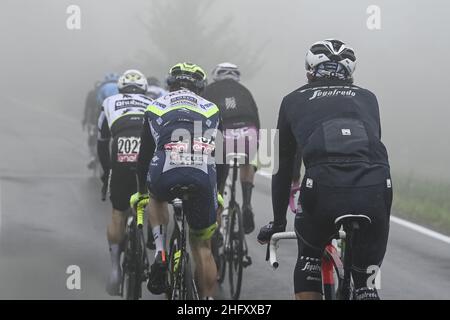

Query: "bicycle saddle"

xmin=170 ymin=184 xmax=198 ymax=200
xmin=334 ymin=214 xmax=372 ymax=230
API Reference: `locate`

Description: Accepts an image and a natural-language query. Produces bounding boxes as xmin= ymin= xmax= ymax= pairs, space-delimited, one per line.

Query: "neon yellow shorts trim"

xmin=190 ymin=222 xmax=218 ymax=241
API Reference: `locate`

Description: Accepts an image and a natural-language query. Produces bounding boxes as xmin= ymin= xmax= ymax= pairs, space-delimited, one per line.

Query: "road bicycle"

xmin=267 ymin=213 xmax=372 ymax=300
xmin=213 ymin=153 xmax=252 ymax=300
xmin=120 ymin=198 xmax=150 ymax=300
xmin=166 ymin=184 xmax=200 ymax=300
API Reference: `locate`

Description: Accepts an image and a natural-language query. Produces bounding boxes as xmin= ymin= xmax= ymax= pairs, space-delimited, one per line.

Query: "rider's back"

xmin=281 ymin=79 xmax=390 ymax=187
xmin=203 ymin=79 xmax=259 ymax=128
xmin=146 ymin=89 xmax=220 ymax=148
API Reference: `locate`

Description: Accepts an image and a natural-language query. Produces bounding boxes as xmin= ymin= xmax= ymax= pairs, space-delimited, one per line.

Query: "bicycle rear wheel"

xmin=227 ymin=203 xmax=244 ymax=300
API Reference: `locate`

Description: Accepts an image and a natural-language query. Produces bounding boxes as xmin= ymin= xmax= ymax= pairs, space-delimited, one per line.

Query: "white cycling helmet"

xmin=305 ymin=39 xmax=356 ymax=81
xmin=212 ymin=62 xmax=241 ymax=82
xmin=118 ymin=69 xmax=148 ymax=94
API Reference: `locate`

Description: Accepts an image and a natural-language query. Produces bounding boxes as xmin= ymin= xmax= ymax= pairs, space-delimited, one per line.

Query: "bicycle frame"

xmin=168 ymin=198 xmax=199 ymax=300
xmin=121 ymin=206 xmax=150 ymax=300
xmin=267 ymin=231 xmax=345 ymax=300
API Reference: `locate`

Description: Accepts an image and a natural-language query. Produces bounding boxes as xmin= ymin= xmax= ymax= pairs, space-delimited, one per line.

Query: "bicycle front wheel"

xmin=227 ymin=204 xmax=244 ymax=300
xmin=122 ymin=225 xmax=143 ymax=300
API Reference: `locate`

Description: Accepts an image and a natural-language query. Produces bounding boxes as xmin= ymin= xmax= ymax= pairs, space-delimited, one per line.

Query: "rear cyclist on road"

xmin=258 ymin=39 xmax=392 ymax=300
xmin=97 ymin=69 xmax=152 ymax=296
xmin=203 ymin=63 xmax=260 ymax=234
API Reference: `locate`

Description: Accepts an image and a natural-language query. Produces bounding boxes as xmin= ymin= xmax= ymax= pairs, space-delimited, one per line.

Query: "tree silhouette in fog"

xmin=140 ymin=0 xmax=264 ymax=81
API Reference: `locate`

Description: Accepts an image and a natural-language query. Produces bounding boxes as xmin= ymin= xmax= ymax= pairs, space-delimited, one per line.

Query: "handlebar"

xmin=135 ymin=199 xmax=149 ymax=228
xmin=267 ymin=231 xmax=297 ymax=269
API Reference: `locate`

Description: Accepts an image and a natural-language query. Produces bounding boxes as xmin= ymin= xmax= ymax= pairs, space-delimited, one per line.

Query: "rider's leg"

xmin=106 ymin=167 xmax=135 ymax=295
xmin=147 ymin=195 xmax=170 ymax=294
xmin=350 ymin=183 xmax=392 ymax=300
xmin=148 ymin=195 xmax=169 ymax=256
xmin=293 ymin=182 xmax=335 ymax=300
xmin=107 ymin=208 xmax=127 ymax=293
xmin=190 ymin=228 xmax=217 ymax=299
xmin=240 ymin=164 xmax=255 ymax=234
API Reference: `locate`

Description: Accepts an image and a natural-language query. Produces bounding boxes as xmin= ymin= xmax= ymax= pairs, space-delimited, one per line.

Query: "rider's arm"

xmin=137 ymin=113 xmax=155 ymax=194
xmin=272 ymin=97 xmax=296 ymax=226
xmin=97 ymin=109 xmax=111 ymax=173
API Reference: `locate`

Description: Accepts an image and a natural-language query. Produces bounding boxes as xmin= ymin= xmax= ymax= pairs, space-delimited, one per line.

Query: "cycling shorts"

xmin=147 ymin=151 xmax=218 ymax=239
xmin=293 ymin=177 xmax=392 ymax=294
xmin=109 ymin=165 xmax=137 ymax=211
xmin=216 ymin=123 xmax=258 ymax=193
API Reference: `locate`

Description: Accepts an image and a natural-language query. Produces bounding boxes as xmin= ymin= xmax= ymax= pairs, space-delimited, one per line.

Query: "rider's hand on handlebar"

xmin=257 ymin=221 xmax=287 ymax=245
xmin=130 ymin=192 xmax=149 ymax=210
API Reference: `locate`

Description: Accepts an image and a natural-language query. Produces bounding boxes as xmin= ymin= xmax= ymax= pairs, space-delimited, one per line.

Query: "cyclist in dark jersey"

xmin=82 ymin=82 xmax=101 ymax=169
xmin=258 ymin=39 xmax=392 ymax=300
xmin=203 ymin=63 xmax=260 ymax=234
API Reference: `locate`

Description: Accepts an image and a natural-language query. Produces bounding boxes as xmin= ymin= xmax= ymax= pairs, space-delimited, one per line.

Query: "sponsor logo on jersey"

xmin=308 ymin=88 xmax=356 ymax=100
xmin=153 ymin=101 xmax=167 ymax=109
xmin=114 ymin=99 xmax=148 ymax=110
xmin=200 ymin=102 xmax=215 ymax=110
xmin=225 ymin=97 xmax=237 ymax=110
xmin=171 ymin=95 xmax=198 ymax=106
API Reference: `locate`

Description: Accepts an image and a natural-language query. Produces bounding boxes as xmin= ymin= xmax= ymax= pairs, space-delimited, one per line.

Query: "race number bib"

xmin=117 ymin=137 xmax=140 ymax=163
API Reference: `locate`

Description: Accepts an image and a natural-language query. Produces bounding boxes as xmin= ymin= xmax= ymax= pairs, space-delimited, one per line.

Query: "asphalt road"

xmin=0 ymin=96 xmax=449 ymax=299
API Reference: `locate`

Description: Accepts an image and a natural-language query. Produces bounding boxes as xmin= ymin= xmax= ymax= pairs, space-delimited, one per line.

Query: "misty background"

xmin=0 ymin=0 xmax=449 ymax=180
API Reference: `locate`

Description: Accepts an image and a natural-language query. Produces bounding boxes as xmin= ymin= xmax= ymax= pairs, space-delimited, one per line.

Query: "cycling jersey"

xmin=98 ymin=93 xmax=151 ymax=140
xmin=272 ymin=79 xmax=390 ymax=225
xmin=137 ymin=90 xmax=221 ymax=233
xmin=203 ymin=79 xmax=260 ymax=129
xmin=97 ymin=93 xmax=152 ymax=210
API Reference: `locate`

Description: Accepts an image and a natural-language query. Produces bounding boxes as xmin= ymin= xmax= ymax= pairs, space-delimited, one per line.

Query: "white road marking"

xmin=0 ymin=181 xmax=2 ymax=232
xmin=256 ymin=171 xmax=450 ymax=245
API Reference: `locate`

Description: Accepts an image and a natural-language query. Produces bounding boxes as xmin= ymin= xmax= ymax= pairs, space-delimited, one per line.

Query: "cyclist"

xmin=257 ymin=39 xmax=392 ymax=300
xmin=131 ymin=62 xmax=220 ymax=299
xmin=203 ymin=62 xmax=260 ymax=234
xmin=146 ymin=76 xmax=168 ymax=100
xmin=97 ymin=69 xmax=152 ymax=295
xmin=97 ymin=73 xmax=120 ymax=106
xmin=82 ymin=81 xmax=101 ymax=169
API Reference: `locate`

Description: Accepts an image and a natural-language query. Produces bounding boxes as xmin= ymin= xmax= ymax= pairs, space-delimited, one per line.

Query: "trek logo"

xmin=225 ymin=97 xmax=237 ymax=110
xmin=115 ymin=99 xmax=147 ymax=110
xmin=309 ymin=88 xmax=356 ymax=100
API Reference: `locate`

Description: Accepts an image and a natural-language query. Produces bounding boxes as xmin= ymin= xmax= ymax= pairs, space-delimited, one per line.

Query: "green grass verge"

xmin=392 ymin=173 xmax=450 ymax=235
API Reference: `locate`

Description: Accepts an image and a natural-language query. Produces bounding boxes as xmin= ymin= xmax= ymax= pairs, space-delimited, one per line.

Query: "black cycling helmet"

xmin=166 ymin=62 xmax=207 ymax=94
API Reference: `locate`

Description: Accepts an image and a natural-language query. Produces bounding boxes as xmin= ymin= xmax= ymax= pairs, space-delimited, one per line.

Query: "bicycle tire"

xmin=183 ymin=253 xmax=199 ymax=300
xmin=336 ymin=238 xmax=356 ymax=300
xmin=122 ymin=223 xmax=142 ymax=300
xmin=168 ymin=230 xmax=180 ymax=300
xmin=227 ymin=203 xmax=244 ymax=300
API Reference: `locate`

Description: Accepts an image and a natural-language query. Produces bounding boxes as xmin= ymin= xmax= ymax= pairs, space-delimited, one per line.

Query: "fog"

xmin=1 ymin=0 xmax=449 ymax=180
